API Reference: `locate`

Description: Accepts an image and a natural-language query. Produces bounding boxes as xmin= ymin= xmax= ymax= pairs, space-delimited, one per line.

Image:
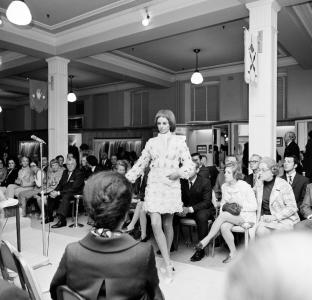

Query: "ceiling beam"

xmin=0 ymin=78 xmax=29 ymax=94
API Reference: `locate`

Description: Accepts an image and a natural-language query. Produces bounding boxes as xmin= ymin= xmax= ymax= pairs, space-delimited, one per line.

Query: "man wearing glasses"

xmin=245 ymin=154 xmax=261 ymax=188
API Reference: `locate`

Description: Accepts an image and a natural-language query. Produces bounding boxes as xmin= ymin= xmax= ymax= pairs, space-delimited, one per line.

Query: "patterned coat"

xmin=126 ymin=132 xmax=193 ymax=214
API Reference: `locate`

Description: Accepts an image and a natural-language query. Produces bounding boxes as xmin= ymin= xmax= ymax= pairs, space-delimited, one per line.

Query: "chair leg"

xmin=244 ymin=229 xmax=249 ymax=249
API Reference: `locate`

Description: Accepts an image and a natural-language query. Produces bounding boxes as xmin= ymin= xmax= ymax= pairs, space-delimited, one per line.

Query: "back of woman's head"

xmin=260 ymin=156 xmax=279 ymax=176
xmin=225 ymin=232 xmax=312 ymax=300
xmin=84 ymin=172 xmax=132 ymax=230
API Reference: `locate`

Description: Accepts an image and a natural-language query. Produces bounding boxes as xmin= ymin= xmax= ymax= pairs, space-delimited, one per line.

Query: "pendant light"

xmin=6 ymin=0 xmax=32 ymax=26
xmin=67 ymin=75 xmax=77 ymax=103
xmin=0 ymin=106 xmax=2 ymax=113
xmin=190 ymin=49 xmax=204 ymax=85
xmin=142 ymin=9 xmax=150 ymax=27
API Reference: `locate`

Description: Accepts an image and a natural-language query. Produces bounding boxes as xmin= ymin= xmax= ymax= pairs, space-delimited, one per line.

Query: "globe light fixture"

xmin=0 ymin=106 xmax=2 ymax=113
xmin=190 ymin=49 xmax=204 ymax=85
xmin=6 ymin=0 xmax=32 ymax=26
xmin=142 ymin=10 xmax=150 ymax=26
xmin=67 ymin=75 xmax=77 ymax=103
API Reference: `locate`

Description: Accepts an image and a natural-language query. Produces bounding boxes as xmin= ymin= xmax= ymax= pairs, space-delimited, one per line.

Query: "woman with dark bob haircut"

xmin=196 ymin=162 xmax=257 ymax=263
xmin=126 ymin=109 xmax=193 ymax=283
xmin=50 ymin=172 xmax=164 ymax=300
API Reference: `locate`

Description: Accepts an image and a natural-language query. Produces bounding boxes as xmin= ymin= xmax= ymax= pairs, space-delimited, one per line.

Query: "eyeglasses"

xmin=249 ymin=160 xmax=259 ymax=163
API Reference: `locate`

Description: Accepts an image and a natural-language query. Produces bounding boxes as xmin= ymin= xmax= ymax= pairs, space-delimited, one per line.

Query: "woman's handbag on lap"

xmin=222 ymin=202 xmax=241 ymax=216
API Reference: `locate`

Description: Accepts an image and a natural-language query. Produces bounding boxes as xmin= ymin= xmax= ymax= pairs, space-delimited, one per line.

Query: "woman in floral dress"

xmin=126 ymin=109 xmax=193 ymax=282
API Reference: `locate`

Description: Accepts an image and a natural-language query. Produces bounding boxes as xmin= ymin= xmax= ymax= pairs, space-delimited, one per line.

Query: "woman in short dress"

xmin=196 ymin=163 xmax=257 ymax=263
xmin=126 ymin=109 xmax=193 ymax=282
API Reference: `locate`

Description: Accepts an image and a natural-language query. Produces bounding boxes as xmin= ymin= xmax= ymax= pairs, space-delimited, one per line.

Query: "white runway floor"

xmin=2 ymin=216 xmax=228 ymax=300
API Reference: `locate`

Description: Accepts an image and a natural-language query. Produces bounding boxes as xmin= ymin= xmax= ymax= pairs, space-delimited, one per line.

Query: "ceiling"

xmin=0 ymin=0 xmax=311 ymax=107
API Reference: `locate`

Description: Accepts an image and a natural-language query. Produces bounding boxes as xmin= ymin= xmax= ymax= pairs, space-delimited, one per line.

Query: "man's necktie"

xmin=189 ymin=181 xmax=193 ymax=190
xmin=288 ymin=175 xmax=293 ymax=185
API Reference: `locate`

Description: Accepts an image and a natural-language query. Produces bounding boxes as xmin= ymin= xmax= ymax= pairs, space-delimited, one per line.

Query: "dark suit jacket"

xmin=284 ymin=141 xmax=300 ymax=159
xmin=303 ymin=139 xmax=312 ymax=178
xmin=300 ymin=183 xmax=312 ymax=218
xmin=55 ymin=168 xmax=84 ymax=197
xmin=198 ymin=166 xmax=219 ymax=187
xmin=133 ymin=173 xmax=148 ymax=201
xmin=282 ymin=173 xmax=309 ymax=209
xmin=101 ymin=159 xmax=112 ymax=171
xmin=1 ymin=168 xmax=19 ymax=187
xmin=244 ymin=173 xmax=258 ymax=188
xmin=50 ymin=232 xmax=164 ymax=300
xmin=180 ymin=175 xmax=213 ymax=212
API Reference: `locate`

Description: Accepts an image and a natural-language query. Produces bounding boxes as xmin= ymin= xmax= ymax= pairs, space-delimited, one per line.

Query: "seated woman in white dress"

xmin=255 ymin=157 xmax=299 ymax=237
xmin=126 ymin=109 xmax=193 ymax=282
xmin=196 ymin=163 xmax=257 ymax=263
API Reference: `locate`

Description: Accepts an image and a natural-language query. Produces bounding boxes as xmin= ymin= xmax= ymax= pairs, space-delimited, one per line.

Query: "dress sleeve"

xmin=242 ymin=182 xmax=257 ymax=212
xmin=126 ymin=140 xmax=152 ymax=183
xmin=177 ymin=136 xmax=194 ymax=179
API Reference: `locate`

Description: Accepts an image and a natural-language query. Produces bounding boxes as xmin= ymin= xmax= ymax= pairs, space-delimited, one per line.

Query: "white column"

xmin=46 ymin=56 xmax=69 ymax=161
xmin=247 ymin=0 xmax=280 ymax=159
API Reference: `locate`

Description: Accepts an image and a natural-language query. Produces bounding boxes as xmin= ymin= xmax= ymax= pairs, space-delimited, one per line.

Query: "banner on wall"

xmin=244 ymin=28 xmax=258 ymax=85
xmin=29 ymin=79 xmax=48 ymax=113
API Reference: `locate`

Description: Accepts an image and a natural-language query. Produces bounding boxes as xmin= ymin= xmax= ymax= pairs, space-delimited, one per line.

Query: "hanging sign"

xmin=244 ymin=28 xmax=258 ymax=85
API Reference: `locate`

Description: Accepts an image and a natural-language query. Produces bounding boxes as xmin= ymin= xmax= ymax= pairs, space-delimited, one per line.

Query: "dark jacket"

xmin=101 ymin=159 xmax=112 ymax=171
xmin=180 ymin=175 xmax=213 ymax=212
xmin=282 ymin=173 xmax=309 ymax=209
xmin=1 ymin=168 xmax=19 ymax=187
xmin=303 ymin=139 xmax=312 ymax=178
xmin=133 ymin=173 xmax=148 ymax=201
xmin=197 ymin=166 xmax=219 ymax=187
xmin=55 ymin=168 xmax=84 ymax=197
xmin=50 ymin=232 xmax=164 ymax=300
xmin=284 ymin=141 xmax=300 ymax=160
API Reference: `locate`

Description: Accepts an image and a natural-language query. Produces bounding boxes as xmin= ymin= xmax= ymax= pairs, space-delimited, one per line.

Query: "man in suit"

xmin=191 ymin=152 xmax=219 ymax=187
xmin=100 ymin=152 xmax=112 ymax=171
xmin=284 ymin=132 xmax=300 ymax=159
xmin=282 ymin=155 xmax=309 ymax=217
xmin=176 ymin=164 xmax=215 ymax=262
xmin=245 ymin=154 xmax=261 ymax=188
xmin=294 ymin=183 xmax=312 ymax=230
xmin=47 ymin=157 xmax=84 ymax=228
xmin=86 ymin=155 xmax=102 ymax=177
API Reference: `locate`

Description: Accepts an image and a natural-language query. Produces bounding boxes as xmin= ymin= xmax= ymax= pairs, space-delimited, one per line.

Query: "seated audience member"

xmin=2 ymin=151 xmax=9 ymax=167
xmin=176 ymin=163 xmax=215 ymax=262
xmin=129 ymin=151 xmax=138 ymax=167
xmin=0 ymin=158 xmax=18 ymax=189
xmin=42 ymin=156 xmax=49 ymax=173
xmin=35 ymin=159 xmax=64 ymax=213
xmin=225 ymin=232 xmax=312 ymax=300
xmin=214 ymin=156 xmax=237 ymax=201
xmin=115 ymin=160 xmax=128 ymax=176
xmin=255 ymin=157 xmax=300 ymax=237
xmin=47 ymin=158 xmax=84 ymax=228
xmin=0 ymin=158 xmax=7 ymax=185
xmin=50 ymin=172 xmax=163 ymax=300
xmin=18 ymin=160 xmax=44 ymax=217
xmin=201 ymin=154 xmax=208 ymax=167
xmin=86 ymin=155 xmax=102 ymax=176
xmin=191 ymin=152 xmax=219 ymax=187
xmin=110 ymin=154 xmax=118 ymax=171
xmin=80 ymin=154 xmax=90 ymax=180
xmin=6 ymin=156 xmax=34 ymax=198
xmin=294 ymin=183 xmax=312 ymax=230
xmin=100 ymin=152 xmax=112 ymax=171
xmin=126 ymin=167 xmax=149 ymax=241
xmin=68 ymin=145 xmax=80 ymax=168
xmin=55 ymin=155 xmax=66 ymax=170
xmin=244 ymin=154 xmax=261 ymax=188
xmin=196 ymin=163 xmax=257 ymax=263
xmin=282 ymin=155 xmax=309 ymax=216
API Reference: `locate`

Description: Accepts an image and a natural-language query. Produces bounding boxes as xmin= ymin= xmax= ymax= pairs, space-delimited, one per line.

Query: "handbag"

xmin=222 ymin=202 xmax=241 ymax=216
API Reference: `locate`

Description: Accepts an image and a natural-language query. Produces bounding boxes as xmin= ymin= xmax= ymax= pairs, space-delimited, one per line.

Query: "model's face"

xmin=157 ymin=117 xmax=170 ymax=134
xmin=258 ymin=162 xmax=273 ymax=181
xmin=116 ymin=165 xmax=126 ymax=175
xmin=283 ymin=157 xmax=296 ymax=172
xmin=224 ymin=167 xmax=234 ymax=183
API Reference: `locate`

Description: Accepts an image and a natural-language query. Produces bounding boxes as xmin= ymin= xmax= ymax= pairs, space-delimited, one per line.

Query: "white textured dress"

xmin=126 ymin=132 xmax=193 ymax=214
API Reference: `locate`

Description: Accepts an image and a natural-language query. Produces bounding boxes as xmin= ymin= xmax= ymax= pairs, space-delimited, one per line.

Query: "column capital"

xmin=246 ymin=0 xmax=281 ymax=13
xmin=46 ymin=56 xmax=70 ymax=65
xmin=46 ymin=56 xmax=70 ymax=75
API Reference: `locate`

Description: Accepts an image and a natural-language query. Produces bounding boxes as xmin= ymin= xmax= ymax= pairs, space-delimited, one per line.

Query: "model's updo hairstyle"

xmin=83 ymin=171 xmax=132 ymax=230
xmin=260 ymin=157 xmax=279 ymax=176
xmin=154 ymin=109 xmax=176 ymax=132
